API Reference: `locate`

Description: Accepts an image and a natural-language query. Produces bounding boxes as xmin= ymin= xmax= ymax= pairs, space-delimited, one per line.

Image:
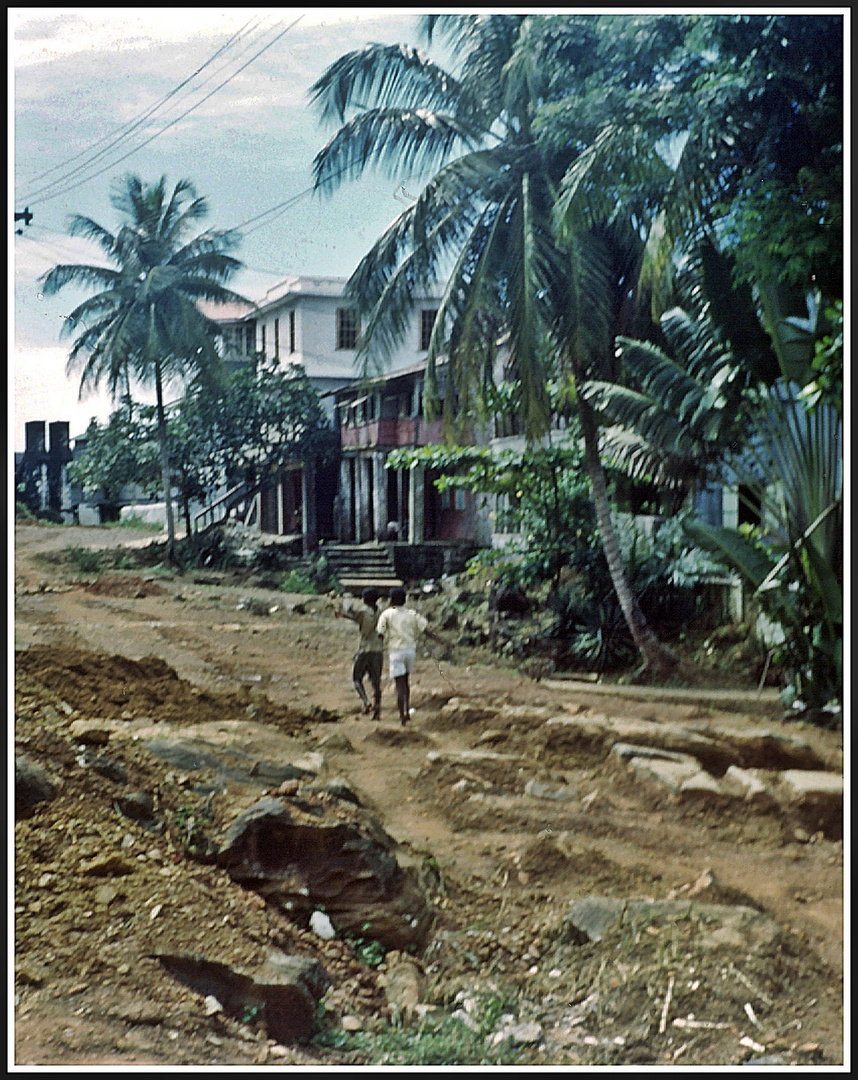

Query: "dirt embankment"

xmin=13 ymin=525 xmax=844 ymax=1067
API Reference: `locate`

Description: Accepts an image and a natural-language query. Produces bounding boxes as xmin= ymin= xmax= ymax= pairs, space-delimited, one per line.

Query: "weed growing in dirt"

xmin=344 ymin=924 xmax=386 ymax=968
xmin=279 ymin=570 xmax=317 ymax=594
xmin=63 ymin=545 xmax=103 ymax=575
xmin=314 ymin=998 xmax=524 ymax=1066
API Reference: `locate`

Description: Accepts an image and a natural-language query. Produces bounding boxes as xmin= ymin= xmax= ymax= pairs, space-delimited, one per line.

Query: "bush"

xmin=314 ymin=995 xmax=523 ymax=1066
xmin=63 ymin=546 xmax=103 ymax=575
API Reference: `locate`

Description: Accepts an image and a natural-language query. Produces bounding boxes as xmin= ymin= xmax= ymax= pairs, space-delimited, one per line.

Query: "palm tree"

xmin=39 ymin=174 xmax=247 ymax=562
xmin=591 ymin=243 xmax=842 ymax=710
xmin=311 ymin=13 xmax=681 ymax=676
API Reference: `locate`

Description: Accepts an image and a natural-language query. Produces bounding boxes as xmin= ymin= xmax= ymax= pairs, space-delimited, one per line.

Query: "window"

xmin=336 ymin=308 xmax=359 ymax=350
xmin=274 ymin=318 xmax=280 ymax=359
xmin=420 ymin=308 xmax=438 ymax=351
xmin=245 ymin=323 xmax=255 ymax=354
xmin=289 ymin=310 xmax=296 ymax=353
xmin=440 ymin=487 xmax=466 ymax=511
xmin=260 ymin=324 xmax=267 ymax=357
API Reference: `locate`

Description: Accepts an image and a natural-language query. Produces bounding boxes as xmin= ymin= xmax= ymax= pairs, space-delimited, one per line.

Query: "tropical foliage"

xmin=71 ymin=358 xmax=335 ymax=539
xmin=311 ymin=13 xmax=698 ymax=675
xmin=39 ymin=173 xmax=248 ymax=559
xmin=593 ymin=240 xmax=842 ymax=710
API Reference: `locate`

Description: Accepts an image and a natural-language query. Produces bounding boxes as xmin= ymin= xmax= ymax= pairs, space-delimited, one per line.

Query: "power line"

xmin=17 ymin=15 xmax=264 ymax=196
xmin=19 ymin=14 xmax=306 ymax=210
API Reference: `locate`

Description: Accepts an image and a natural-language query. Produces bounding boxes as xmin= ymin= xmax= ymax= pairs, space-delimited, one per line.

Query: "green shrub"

xmin=64 ymin=546 xmax=103 ymax=575
xmin=314 ymin=998 xmax=524 ymax=1066
xmin=279 ymin=569 xmax=317 ymax=595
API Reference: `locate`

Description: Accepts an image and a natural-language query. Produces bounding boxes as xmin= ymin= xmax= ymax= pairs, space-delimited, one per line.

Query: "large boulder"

xmin=15 ymin=755 xmax=58 ymax=818
xmin=218 ymin=796 xmax=433 ymax=951
xmin=153 ymin=950 xmax=330 ymax=1044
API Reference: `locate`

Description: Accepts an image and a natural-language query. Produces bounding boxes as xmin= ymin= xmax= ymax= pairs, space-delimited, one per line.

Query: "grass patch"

xmin=279 ymin=569 xmax=318 ymax=595
xmin=63 ymin=545 xmax=104 ymax=575
xmin=315 ymin=1008 xmax=524 ymax=1066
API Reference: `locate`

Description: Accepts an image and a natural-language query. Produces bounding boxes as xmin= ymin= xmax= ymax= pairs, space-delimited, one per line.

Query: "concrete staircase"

xmin=321 ymin=543 xmax=403 ymax=595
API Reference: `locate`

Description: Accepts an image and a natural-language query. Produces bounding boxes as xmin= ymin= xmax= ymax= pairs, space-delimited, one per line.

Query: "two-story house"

xmin=204 ymin=276 xmax=448 ymax=550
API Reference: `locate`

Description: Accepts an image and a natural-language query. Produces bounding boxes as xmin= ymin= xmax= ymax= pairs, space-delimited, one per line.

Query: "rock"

xmin=491 ymin=1019 xmax=543 ymax=1047
xmin=678 ymin=770 xmax=730 ymax=803
xmin=75 ymin=750 xmax=128 ymax=784
xmin=610 ymin=743 xmax=699 ymax=765
xmin=291 ymin=752 xmax=325 ymax=776
xmin=341 ymin=1015 xmax=363 ymax=1032
xmin=16 ymin=961 xmax=50 ymax=986
xmin=564 ymin=897 xmax=626 ymax=944
xmin=489 ymin=584 xmax=531 ymax=616
xmin=722 ymin=765 xmax=774 ymax=804
xmin=309 ymin=911 xmax=336 ymax=940
xmin=317 ymin=779 xmax=363 ymax=807
xmin=108 ymin=999 xmax=166 ymax=1025
xmin=68 ymin=719 xmax=111 ymax=746
xmin=115 ymin=791 xmax=156 ymax=822
xmin=316 ymin=731 xmax=354 ymax=753
xmin=476 ymin=729 xmax=507 ymax=746
xmin=439 ymin=699 xmax=500 ymax=725
xmin=365 ymin=727 xmax=431 ymax=747
xmin=15 ymin=755 xmax=58 ymax=818
xmin=218 ymin=797 xmax=433 ymax=951
xmin=524 ymin=778 xmax=578 ymax=802
xmin=625 ymin=756 xmax=701 ymax=794
xmin=382 ymin=959 xmax=425 ymax=1016
xmin=250 ymin=760 xmax=316 ymax=785
xmin=153 ymin=950 xmax=330 ymax=1045
xmin=79 ymin=854 xmax=136 ymax=877
xmin=564 ymin=897 xmax=782 ymax=952
xmin=778 ymin=770 xmax=843 ymax=839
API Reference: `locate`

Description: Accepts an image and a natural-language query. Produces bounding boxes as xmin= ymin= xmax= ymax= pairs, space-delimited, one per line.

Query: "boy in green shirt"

xmin=336 ymin=587 xmax=383 ymax=719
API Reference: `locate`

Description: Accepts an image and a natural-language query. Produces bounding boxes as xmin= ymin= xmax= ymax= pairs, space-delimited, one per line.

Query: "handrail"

xmin=193 ymin=481 xmax=255 ymax=534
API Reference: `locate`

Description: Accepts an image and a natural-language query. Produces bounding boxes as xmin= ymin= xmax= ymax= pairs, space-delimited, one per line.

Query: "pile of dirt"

xmin=83 ymin=575 xmax=168 ymax=598
xmin=14 ymin=712 xmax=389 ymax=1066
xmin=15 ymin=645 xmax=315 ymax=734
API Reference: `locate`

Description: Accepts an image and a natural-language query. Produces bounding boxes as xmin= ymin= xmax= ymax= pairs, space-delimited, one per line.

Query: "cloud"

xmin=11 ymin=9 xmax=406 ymax=67
xmin=13 ymin=345 xmax=121 ymax=448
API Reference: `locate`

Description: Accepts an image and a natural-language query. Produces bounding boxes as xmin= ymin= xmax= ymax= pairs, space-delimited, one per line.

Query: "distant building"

xmin=330 ymin=361 xmax=491 ymax=548
xmin=202 ymin=276 xmax=447 ymax=549
xmin=15 ymin=421 xmax=73 ymax=522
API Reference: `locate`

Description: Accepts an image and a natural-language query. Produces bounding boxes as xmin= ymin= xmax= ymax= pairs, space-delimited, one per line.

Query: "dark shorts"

xmin=353 ymin=651 xmax=383 ymax=685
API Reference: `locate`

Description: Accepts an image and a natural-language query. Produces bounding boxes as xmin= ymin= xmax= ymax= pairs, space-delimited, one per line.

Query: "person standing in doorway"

xmin=336 ymin=587 xmax=383 ymax=719
xmin=376 ymin=586 xmax=442 ymax=725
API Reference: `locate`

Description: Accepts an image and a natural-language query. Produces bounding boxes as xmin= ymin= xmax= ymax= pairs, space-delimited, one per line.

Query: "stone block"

xmin=678 ymin=770 xmax=730 ymax=803
xmin=626 ymin=756 xmax=700 ymax=794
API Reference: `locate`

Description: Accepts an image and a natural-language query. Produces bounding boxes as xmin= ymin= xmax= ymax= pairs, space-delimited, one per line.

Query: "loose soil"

xmin=12 ymin=524 xmax=845 ymax=1067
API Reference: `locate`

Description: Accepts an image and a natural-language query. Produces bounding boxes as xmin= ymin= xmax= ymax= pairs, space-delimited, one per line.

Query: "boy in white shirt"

xmin=376 ymin=586 xmax=442 ymax=725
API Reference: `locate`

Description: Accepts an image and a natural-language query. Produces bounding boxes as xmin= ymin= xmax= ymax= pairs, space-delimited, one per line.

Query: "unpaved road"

xmin=13 ymin=524 xmax=845 ymax=1067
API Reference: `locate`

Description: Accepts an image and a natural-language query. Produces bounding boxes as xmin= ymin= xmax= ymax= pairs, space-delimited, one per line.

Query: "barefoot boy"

xmin=336 ymin=587 xmax=383 ymax=719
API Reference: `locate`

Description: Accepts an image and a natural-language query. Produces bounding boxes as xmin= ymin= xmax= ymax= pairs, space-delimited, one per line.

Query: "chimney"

xmin=49 ymin=421 xmax=72 ymax=460
xmin=25 ymin=421 xmax=46 ymax=455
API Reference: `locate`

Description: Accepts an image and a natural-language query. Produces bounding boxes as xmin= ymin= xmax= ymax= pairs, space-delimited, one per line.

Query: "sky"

xmin=10 ymin=7 xmax=449 ymax=451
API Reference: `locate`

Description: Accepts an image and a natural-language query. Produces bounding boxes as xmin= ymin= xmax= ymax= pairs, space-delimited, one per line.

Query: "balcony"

xmin=340 ymin=417 xmax=443 ymax=449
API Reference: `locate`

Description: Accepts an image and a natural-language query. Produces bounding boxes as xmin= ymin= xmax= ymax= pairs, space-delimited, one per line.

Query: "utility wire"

xmin=17 ymin=14 xmax=263 ymax=195
xmin=20 ymin=16 xmax=278 ymax=206
xmin=20 ymin=14 xmax=305 ymax=209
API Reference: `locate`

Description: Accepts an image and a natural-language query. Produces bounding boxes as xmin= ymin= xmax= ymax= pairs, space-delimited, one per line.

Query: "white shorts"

xmin=389 ymin=649 xmax=416 ymax=678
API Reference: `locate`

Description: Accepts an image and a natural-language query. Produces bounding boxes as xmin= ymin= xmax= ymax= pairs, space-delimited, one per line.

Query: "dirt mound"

xmin=15 ymin=645 xmax=311 ymax=734
xmin=84 ymin=575 xmax=168 ymax=598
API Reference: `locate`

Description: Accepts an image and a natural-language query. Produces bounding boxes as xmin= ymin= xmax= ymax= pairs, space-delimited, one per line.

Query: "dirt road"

xmin=13 ymin=524 xmax=845 ymax=1067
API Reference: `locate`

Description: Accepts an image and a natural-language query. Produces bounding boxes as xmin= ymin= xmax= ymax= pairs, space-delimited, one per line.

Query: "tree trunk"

xmin=154 ymin=362 xmax=177 ymax=565
xmin=578 ymin=396 xmax=678 ymax=678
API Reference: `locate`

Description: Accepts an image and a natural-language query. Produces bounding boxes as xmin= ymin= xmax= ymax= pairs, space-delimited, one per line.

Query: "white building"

xmin=203 ymin=276 xmax=447 ymax=545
